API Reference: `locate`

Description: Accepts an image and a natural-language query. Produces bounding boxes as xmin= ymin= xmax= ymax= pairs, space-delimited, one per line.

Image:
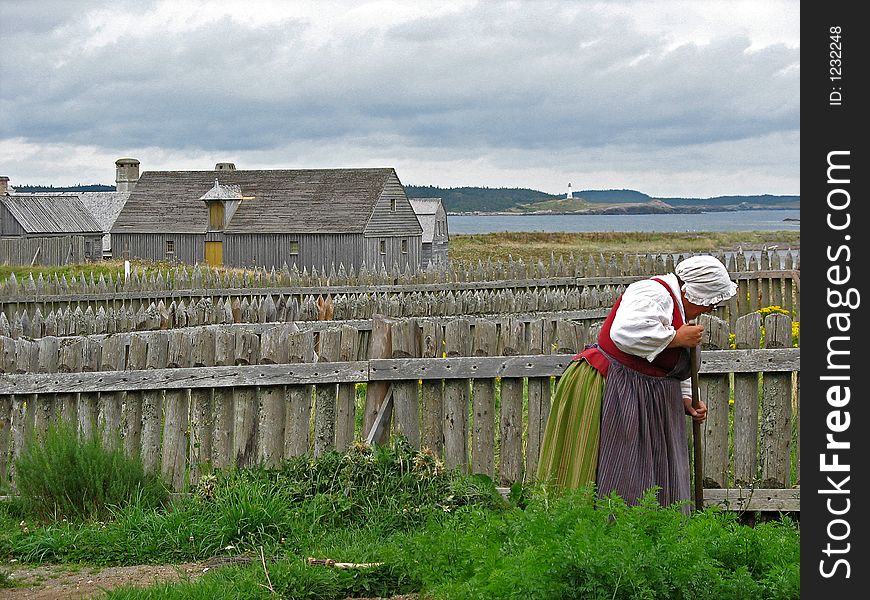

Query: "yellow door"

xmin=205 ymin=241 xmax=223 ymax=266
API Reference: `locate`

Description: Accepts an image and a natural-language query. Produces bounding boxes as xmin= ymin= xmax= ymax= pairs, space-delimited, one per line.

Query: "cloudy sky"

xmin=0 ymin=0 xmax=799 ymax=197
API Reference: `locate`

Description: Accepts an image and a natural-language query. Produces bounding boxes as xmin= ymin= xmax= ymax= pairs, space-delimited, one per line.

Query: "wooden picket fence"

xmin=0 ymin=250 xmax=800 ymax=338
xmin=0 ymin=312 xmax=799 ymax=512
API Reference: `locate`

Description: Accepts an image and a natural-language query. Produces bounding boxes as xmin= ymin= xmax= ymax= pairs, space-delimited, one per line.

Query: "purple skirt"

xmin=596 ymin=355 xmax=691 ymax=513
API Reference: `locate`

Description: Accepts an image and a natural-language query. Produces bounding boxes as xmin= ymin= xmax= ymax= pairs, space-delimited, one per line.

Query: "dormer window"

xmin=200 ymin=177 xmax=242 ymax=232
xmin=209 ymin=202 xmax=224 ymax=230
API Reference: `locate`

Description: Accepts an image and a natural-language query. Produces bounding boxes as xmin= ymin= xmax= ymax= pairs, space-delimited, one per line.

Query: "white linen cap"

xmin=674 ymin=255 xmax=738 ymax=306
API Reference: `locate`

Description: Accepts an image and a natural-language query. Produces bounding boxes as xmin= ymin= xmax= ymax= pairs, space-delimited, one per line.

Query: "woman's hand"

xmin=669 ymin=323 xmax=704 ymax=348
xmin=683 ymin=396 xmax=707 ymax=423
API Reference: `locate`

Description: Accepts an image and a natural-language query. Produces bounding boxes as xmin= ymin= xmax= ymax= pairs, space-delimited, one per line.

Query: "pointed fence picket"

xmin=1 ymin=251 xmax=799 ymax=333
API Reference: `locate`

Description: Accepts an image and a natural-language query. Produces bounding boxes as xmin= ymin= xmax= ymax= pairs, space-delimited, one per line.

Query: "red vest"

xmin=575 ymin=277 xmax=685 ymax=377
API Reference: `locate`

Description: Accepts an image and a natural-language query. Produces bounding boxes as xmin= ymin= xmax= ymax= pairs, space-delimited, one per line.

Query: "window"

xmin=289 ymin=241 xmax=299 ymax=255
xmin=401 ymin=239 xmax=408 ymax=254
xmin=379 ymin=240 xmax=386 ymax=255
xmin=165 ymin=240 xmax=175 ymax=256
xmin=390 ymin=198 xmax=396 ymax=212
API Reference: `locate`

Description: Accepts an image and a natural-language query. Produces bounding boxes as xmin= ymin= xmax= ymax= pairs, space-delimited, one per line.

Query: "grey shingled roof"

xmin=410 ymin=198 xmax=442 ymax=243
xmin=409 ymin=198 xmax=441 ymax=215
xmin=76 ymin=191 xmax=132 ymax=232
xmin=112 ymin=168 xmax=400 ymax=234
xmin=200 ymin=179 xmax=243 ymax=201
xmin=2 ymin=194 xmax=103 ymax=234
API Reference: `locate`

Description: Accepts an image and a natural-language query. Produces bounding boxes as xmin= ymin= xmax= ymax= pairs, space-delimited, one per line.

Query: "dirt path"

xmin=2 ymin=561 xmax=423 ymax=599
xmin=2 ymin=562 xmax=212 ymax=599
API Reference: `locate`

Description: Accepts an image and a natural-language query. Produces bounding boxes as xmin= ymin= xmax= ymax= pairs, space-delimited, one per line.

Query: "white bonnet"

xmin=674 ymin=255 xmax=737 ymax=306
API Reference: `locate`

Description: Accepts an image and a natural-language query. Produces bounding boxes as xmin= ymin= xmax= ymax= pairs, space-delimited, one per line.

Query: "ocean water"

xmin=447 ymin=209 xmax=800 ymax=234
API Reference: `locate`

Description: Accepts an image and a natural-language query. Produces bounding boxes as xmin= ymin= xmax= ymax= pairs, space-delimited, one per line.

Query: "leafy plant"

xmin=13 ymin=420 xmax=169 ymax=522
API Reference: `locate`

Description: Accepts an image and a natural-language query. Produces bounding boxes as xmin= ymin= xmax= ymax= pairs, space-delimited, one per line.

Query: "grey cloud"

xmin=1 ymin=0 xmax=798 ymax=191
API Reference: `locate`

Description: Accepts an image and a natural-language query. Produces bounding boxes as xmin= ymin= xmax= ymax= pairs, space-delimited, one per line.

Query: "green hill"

xmin=405 ymin=185 xmax=798 ymax=213
xmin=404 ymin=185 xmax=561 ymax=213
xmin=12 ymin=184 xmax=116 ymax=192
xmin=655 ymin=194 xmax=800 ymax=209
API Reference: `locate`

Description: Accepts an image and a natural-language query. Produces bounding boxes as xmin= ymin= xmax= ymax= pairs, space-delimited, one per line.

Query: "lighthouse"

xmin=566 ymin=182 xmax=573 ymax=199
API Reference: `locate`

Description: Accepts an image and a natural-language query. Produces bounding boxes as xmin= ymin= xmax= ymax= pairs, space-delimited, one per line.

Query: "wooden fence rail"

xmin=0 ymin=313 xmax=799 ymax=511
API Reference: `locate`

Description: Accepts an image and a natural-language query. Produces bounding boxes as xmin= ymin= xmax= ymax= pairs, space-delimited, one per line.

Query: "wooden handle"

xmin=689 ymin=345 xmax=704 ymax=512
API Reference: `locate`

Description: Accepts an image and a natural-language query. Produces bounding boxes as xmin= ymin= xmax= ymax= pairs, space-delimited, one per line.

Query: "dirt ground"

xmin=2 ymin=561 xmax=422 ymax=599
xmin=1 ymin=562 xmax=212 ymax=599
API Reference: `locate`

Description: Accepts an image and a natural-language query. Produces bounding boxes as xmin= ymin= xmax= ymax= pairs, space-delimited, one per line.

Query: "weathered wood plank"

xmin=498 ymin=318 xmax=525 ymax=486
xmin=313 ymin=328 xmax=342 ymax=457
xmin=371 ymin=355 xmax=575 ymax=381
xmin=733 ymin=313 xmax=761 ymax=486
xmin=98 ymin=334 xmax=126 ymax=450
xmin=334 ymin=324 xmax=360 ymax=451
xmin=363 ymin=315 xmax=394 ymax=446
xmin=703 ymin=487 xmax=799 ymax=512
xmin=471 ymin=318 xmax=497 ymax=478
xmin=443 ymin=318 xmax=470 ymax=471
xmin=699 ymin=315 xmax=731 ymax=488
xmin=0 ymin=395 xmax=11 ymax=483
xmin=524 ymin=318 xmax=550 ymax=481
xmin=189 ymin=327 xmax=215 ymax=486
xmin=419 ymin=320 xmax=444 ymax=455
xmin=284 ymin=329 xmax=316 ymax=458
xmin=161 ymin=331 xmax=191 ymax=491
xmin=760 ymin=314 xmax=793 ymax=488
xmin=232 ymin=330 xmax=260 ymax=468
xmin=140 ymin=332 xmax=168 ymax=475
xmin=123 ymin=334 xmax=147 ymax=461
xmin=390 ymin=319 xmax=421 ymax=448
xmin=0 ymin=348 xmax=797 ymax=395
xmin=256 ymin=325 xmax=290 ymax=469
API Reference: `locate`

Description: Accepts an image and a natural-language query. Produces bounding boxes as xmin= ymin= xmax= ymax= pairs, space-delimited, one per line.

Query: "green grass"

xmin=12 ymin=420 xmax=169 ymax=523
xmin=0 ymin=440 xmax=800 ymax=599
xmin=448 ymin=231 xmax=800 ymax=264
xmin=1 ymin=232 xmax=799 ymax=285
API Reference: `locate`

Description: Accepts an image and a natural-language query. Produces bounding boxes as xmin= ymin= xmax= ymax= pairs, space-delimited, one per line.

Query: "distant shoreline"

xmin=449 ymin=207 xmax=800 ymax=217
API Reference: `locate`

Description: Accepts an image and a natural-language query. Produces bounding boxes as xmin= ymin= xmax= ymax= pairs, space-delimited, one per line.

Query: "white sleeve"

xmin=681 ymin=378 xmax=692 ymax=398
xmin=610 ymin=280 xmax=677 ymax=362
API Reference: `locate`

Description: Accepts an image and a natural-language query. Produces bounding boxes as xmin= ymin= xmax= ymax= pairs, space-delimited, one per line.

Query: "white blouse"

xmin=609 ymin=273 xmax=692 ymax=398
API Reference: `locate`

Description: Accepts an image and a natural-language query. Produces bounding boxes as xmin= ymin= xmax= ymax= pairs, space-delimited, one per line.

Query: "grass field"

xmin=447 ymin=231 xmax=800 ymax=264
xmin=0 ymin=231 xmax=799 ymax=282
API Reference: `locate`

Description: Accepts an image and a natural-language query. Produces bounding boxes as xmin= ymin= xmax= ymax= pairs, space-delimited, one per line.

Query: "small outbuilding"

xmin=0 ymin=192 xmax=104 ymax=264
xmin=409 ymin=198 xmax=449 ymax=267
xmin=110 ymin=166 xmax=424 ymax=272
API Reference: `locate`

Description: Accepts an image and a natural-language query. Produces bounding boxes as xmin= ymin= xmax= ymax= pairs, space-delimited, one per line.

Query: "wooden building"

xmin=410 ymin=198 xmax=449 ymax=267
xmin=110 ymin=166 xmax=423 ymax=271
xmin=0 ymin=193 xmax=104 ymax=263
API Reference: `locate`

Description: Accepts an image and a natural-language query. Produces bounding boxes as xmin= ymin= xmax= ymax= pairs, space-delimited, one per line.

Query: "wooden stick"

xmin=689 ymin=345 xmax=704 ymax=511
xmin=306 ymin=557 xmax=384 ymax=569
xmin=260 ymin=547 xmax=276 ymax=594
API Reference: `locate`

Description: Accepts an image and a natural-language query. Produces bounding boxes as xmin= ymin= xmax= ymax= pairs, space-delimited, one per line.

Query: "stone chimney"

xmin=115 ymin=158 xmax=140 ymax=192
xmin=215 ymin=162 xmax=236 ymax=171
xmin=0 ymin=176 xmax=9 ymax=195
